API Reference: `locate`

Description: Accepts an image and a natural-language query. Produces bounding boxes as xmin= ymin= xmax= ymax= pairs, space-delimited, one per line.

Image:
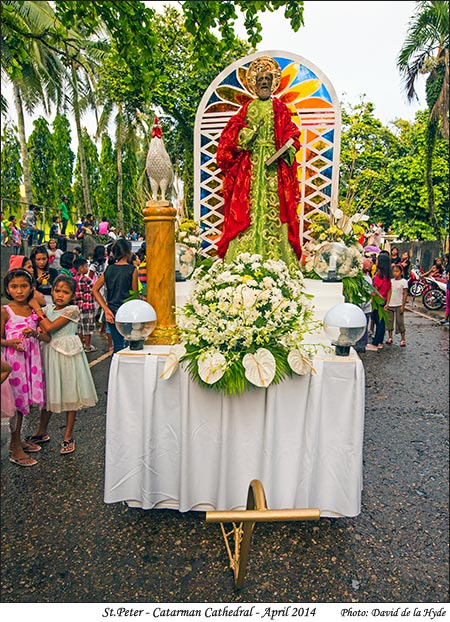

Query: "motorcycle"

xmin=422 ymin=276 xmax=446 ymax=310
xmin=408 ymin=263 xmax=425 ymax=297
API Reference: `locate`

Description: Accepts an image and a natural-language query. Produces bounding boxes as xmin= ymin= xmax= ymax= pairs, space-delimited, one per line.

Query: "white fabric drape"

xmin=104 ymin=347 xmax=365 ymax=517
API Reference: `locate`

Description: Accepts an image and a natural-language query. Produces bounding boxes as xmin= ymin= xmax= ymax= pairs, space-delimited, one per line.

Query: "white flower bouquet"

xmin=174 ymin=253 xmax=320 ymax=396
xmin=175 ymin=220 xmax=202 ymax=251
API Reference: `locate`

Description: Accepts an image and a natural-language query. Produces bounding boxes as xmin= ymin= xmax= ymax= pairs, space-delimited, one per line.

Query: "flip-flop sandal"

xmin=60 ymin=439 xmax=75 ymax=455
xmin=25 ymin=433 xmax=50 ymax=444
xmin=22 ymin=441 xmax=42 ymax=452
xmin=10 ymin=456 xmax=38 ymax=467
xmin=9 ymin=443 xmax=42 ymax=453
xmin=386 ymin=338 xmax=393 ymax=345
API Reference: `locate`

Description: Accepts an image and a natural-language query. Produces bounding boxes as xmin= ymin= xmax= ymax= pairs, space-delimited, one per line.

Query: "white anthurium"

xmin=198 ymin=350 xmax=227 ymax=384
xmin=287 ymin=349 xmax=315 ymax=375
xmin=331 ymin=207 xmax=344 ymax=220
xmin=351 ymin=213 xmax=370 ymax=223
xmin=242 ymin=348 xmax=276 ymax=388
xmin=160 ymin=344 xmax=187 ymax=380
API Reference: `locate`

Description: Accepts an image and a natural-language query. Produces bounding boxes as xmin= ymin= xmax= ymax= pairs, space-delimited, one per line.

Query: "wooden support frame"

xmin=206 ymin=480 xmax=320 ymax=589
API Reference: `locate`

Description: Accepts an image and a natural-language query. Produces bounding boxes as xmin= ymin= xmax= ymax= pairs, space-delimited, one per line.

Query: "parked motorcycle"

xmin=422 ymin=276 xmax=446 ymax=310
xmin=408 ymin=263 xmax=425 ymax=297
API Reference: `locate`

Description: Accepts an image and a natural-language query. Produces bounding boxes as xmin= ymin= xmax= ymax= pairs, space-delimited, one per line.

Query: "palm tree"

xmin=2 ymin=1 xmax=67 ymax=205
xmin=398 ymin=1 xmax=449 ymax=248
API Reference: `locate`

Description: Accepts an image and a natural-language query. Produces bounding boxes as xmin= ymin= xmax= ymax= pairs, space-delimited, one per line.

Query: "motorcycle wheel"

xmin=409 ymin=282 xmax=424 ymax=297
xmin=422 ymin=288 xmax=445 ymax=311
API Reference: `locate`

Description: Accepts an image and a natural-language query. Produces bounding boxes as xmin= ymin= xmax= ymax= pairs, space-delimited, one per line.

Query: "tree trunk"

xmin=71 ymin=61 xmax=91 ymax=219
xmin=12 ymin=81 xmax=33 ymax=206
xmin=425 ymin=119 xmax=443 ymax=251
xmin=116 ymin=103 xmax=124 ymax=232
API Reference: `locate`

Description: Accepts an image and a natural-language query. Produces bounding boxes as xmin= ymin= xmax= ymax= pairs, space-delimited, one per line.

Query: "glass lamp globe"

xmin=115 ymin=300 xmax=157 ymax=350
xmin=175 ymin=242 xmax=196 ymax=282
xmin=323 ymin=303 xmax=367 ymax=356
xmin=313 ymin=242 xmax=352 ymax=282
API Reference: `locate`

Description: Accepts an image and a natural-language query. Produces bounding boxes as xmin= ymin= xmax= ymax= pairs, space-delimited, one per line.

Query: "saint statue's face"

xmin=255 ymin=71 xmax=273 ymax=100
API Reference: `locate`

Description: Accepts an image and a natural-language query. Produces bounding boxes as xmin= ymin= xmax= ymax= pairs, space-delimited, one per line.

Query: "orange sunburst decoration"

xmin=204 ymin=56 xmax=333 ymax=118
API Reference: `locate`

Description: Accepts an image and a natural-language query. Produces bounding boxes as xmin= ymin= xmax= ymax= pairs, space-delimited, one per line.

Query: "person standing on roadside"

xmin=366 ymin=253 xmax=392 ymax=351
xmin=386 ymin=264 xmax=408 ymax=347
xmin=59 ymin=196 xmax=70 ymax=235
xmin=92 ymin=239 xmax=138 ymax=353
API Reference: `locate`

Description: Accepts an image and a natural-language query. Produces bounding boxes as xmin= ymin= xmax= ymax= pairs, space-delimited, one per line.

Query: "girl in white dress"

xmin=28 ymin=275 xmax=98 ymax=454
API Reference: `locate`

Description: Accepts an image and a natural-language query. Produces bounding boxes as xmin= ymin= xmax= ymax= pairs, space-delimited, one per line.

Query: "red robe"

xmin=216 ymin=98 xmax=301 ymax=259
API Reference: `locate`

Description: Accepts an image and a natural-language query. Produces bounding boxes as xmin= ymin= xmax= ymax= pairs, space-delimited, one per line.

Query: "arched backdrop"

xmin=194 ymin=50 xmax=342 ymax=256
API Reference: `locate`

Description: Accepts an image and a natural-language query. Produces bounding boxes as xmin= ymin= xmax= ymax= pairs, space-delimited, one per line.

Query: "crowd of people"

xmin=355 ymin=248 xmax=449 ymax=353
xmin=1 ymin=203 xmax=145 ymax=252
xmin=1 ymin=236 xmax=148 ymax=467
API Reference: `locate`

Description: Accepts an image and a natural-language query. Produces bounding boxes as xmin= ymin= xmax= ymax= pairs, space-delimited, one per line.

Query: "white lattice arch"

xmin=194 ymin=50 xmax=342 ymax=256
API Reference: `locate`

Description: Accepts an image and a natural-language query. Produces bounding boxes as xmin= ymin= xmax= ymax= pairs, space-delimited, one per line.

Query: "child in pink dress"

xmin=1 ymin=269 xmax=50 ymax=466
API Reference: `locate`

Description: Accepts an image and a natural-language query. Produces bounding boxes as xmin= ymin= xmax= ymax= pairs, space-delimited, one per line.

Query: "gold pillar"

xmin=143 ymin=199 xmax=179 ymax=344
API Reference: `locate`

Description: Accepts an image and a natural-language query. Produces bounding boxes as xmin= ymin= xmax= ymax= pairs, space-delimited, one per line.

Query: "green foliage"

xmin=96 ymin=133 xmax=117 ymax=224
xmin=342 ymin=274 xmax=389 ymax=324
xmin=52 ymin=113 xmax=74 ymax=214
xmin=181 ymin=1 xmax=304 ymax=59
xmin=73 ymin=129 xmax=100 ymax=220
xmin=339 ymin=99 xmax=449 ymax=241
xmin=27 ymin=116 xmax=55 ymax=215
xmin=0 ymin=122 xmax=22 ymax=212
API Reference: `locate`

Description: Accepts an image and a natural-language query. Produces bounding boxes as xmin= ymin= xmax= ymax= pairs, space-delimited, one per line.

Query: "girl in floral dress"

xmin=28 ymin=275 xmax=98 ymax=455
xmin=1 ymin=269 xmax=50 ymax=466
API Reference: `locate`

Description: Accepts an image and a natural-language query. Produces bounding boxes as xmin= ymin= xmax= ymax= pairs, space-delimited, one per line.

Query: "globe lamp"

xmin=313 ymin=242 xmax=352 ymax=282
xmin=115 ymin=300 xmax=157 ymax=350
xmin=323 ymin=303 xmax=367 ymax=356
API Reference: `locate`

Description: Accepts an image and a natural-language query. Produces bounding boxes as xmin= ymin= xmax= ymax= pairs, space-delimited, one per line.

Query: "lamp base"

xmin=323 ymin=270 xmax=341 ymax=283
xmin=129 ymin=340 xmax=144 ymax=351
xmin=334 ymin=344 xmax=351 ymax=357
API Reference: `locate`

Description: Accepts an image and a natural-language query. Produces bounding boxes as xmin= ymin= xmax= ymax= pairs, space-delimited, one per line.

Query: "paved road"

xmin=1 ymin=307 xmax=448 ymax=604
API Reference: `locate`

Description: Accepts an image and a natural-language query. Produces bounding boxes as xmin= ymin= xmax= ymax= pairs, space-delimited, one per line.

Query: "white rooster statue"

xmin=146 ymin=116 xmax=174 ymax=202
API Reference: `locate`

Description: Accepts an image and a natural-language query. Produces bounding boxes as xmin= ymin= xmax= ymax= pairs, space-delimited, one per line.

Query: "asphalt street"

xmin=1 ymin=303 xmax=448 ymax=605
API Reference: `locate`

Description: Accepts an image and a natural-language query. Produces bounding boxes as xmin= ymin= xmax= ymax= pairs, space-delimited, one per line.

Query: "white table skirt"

xmin=104 ymin=347 xmax=365 ymax=517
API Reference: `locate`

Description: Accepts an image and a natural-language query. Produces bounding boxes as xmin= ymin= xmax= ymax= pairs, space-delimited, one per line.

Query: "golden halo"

xmin=246 ymin=56 xmax=282 ymax=96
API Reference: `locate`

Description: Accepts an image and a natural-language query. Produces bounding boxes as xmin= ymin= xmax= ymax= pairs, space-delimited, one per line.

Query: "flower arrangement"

xmin=175 ymin=219 xmax=202 ymax=251
xmin=165 ymin=253 xmax=320 ymax=396
xmin=303 ymin=207 xmax=368 ymax=280
xmin=307 ymin=208 xmax=369 ymax=247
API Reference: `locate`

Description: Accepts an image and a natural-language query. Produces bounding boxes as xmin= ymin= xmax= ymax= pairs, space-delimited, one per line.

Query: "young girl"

xmin=366 ymin=253 xmax=392 ymax=351
xmin=93 ymin=239 xmax=138 ymax=353
xmin=47 ymin=238 xmax=63 ymax=270
xmin=30 ymin=245 xmax=59 ymax=305
xmin=386 ymin=264 xmax=408 ymax=347
xmin=74 ymin=256 xmax=97 ymax=353
xmin=28 ymin=275 xmax=98 ymax=454
xmin=1 ymin=269 xmax=50 ymax=466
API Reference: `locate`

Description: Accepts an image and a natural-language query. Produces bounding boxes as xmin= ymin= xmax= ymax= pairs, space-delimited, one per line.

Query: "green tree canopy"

xmin=0 ymin=122 xmax=23 ymax=212
xmin=52 ymin=113 xmax=75 ymax=211
xmin=27 ymin=116 xmax=56 ymax=215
